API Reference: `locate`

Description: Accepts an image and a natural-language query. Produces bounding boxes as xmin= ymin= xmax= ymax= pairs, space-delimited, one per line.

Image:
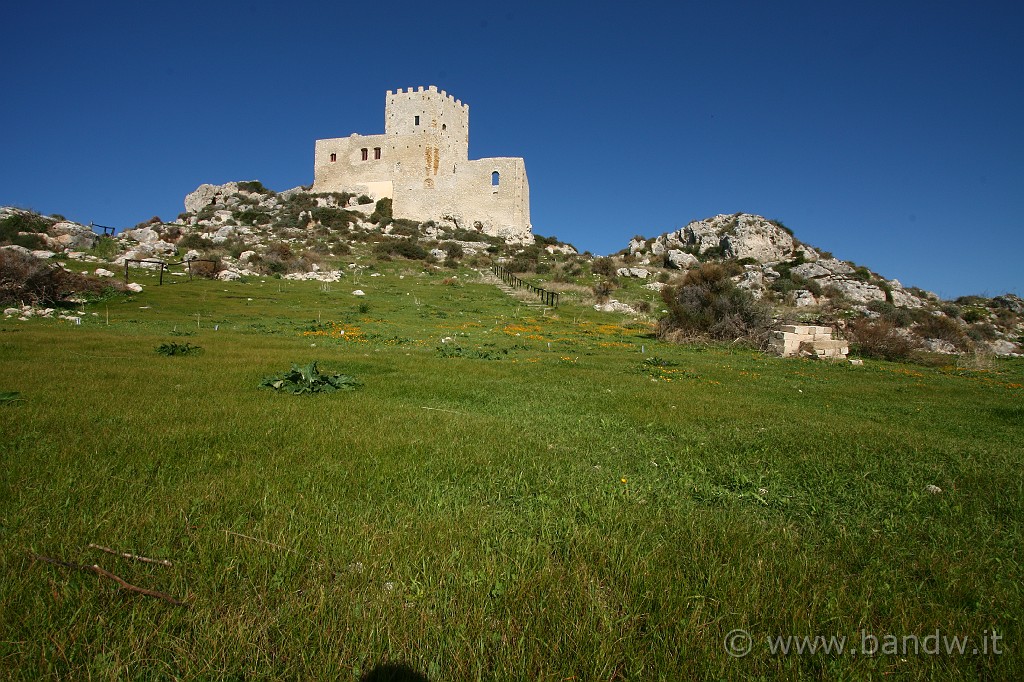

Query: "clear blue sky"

xmin=3 ymin=0 xmax=1021 ymax=298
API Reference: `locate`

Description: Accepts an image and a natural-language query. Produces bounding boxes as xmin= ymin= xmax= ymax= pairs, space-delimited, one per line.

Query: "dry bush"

xmin=0 ymin=250 xmax=123 ymax=305
xmin=914 ymin=314 xmax=970 ymax=351
xmin=187 ymin=260 xmax=219 ymax=279
xmin=658 ymin=263 xmax=770 ymax=343
xmin=847 ymin=318 xmax=917 ymax=361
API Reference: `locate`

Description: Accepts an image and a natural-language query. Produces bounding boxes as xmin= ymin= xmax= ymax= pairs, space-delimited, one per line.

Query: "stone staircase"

xmin=478 ymin=270 xmax=550 ymax=309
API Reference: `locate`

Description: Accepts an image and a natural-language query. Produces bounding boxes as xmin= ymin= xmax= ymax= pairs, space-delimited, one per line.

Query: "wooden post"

xmin=124 ymin=261 xmax=129 ymax=283
xmin=159 ymin=263 xmax=164 ymax=285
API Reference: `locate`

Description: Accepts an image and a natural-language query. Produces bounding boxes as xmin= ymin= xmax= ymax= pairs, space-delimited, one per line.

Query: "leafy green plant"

xmin=155 ymin=342 xmax=202 ymax=356
xmin=260 ymin=361 xmax=362 ymax=394
xmin=0 ymin=391 xmax=24 ymax=405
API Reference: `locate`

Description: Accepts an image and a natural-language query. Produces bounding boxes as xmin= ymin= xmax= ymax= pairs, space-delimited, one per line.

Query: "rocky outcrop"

xmin=184 ymin=182 xmax=241 ymax=214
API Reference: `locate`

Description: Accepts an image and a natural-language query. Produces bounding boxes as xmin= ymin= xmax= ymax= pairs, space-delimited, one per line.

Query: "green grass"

xmin=1 ymin=265 xmax=1021 ymax=680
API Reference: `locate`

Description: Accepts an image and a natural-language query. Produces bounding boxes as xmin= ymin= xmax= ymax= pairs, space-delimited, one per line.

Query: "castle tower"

xmin=312 ymin=86 xmax=531 ymax=242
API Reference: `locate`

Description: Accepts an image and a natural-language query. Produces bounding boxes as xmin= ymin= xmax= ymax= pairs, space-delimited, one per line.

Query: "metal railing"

xmin=492 ymin=264 xmax=559 ymax=307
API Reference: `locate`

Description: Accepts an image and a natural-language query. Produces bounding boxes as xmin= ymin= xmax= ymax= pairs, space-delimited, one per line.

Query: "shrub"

xmin=310 ymin=207 xmax=358 ymax=230
xmin=591 ymin=257 xmax=615 ymax=277
xmin=178 ymin=233 xmax=214 ymax=250
xmin=1 ymin=212 xmax=51 ymax=246
xmin=847 ymin=318 xmax=916 ymax=361
xmin=356 ymin=194 xmax=374 ymax=205
xmin=915 ymin=314 xmax=969 ymax=350
xmin=370 ymin=197 xmax=393 ymax=225
xmin=235 ymin=208 xmax=273 ymax=226
xmin=89 ymin=236 xmax=119 ymax=260
xmin=658 ymin=263 xmax=771 ymax=342
xmin=0 ymin=249 xmax=122 ymax=305
xmin=940 ymin=302 xmax=962 ymax=318
xmin=188 ymin=260 xmax=219 ymax=279
xmin=443 ymin=242 xmax=464 ymax=260
xmin=506 ymin=257 xmax=535 ymax=273
xmin=237 ymin=180 xmax=273 ymax=194
xmin=961 ymin=308 xmax=986 ymax=324
xmin=592 ymin=279 xmax=617 ymax=303
xmin=373 ymin=238 xmax=427 ymax=261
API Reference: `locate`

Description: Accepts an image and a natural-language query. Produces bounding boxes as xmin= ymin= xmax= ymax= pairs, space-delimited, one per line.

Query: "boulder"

xmin=1 ymin=245 xmax=35 ymax=257
xmin=184 ymin=182 xmax=240 ymax=214
xmin=121 ymin=226 xmax=160 ymax=243
xmin=429 ymin=248 xmax=447 ymax=261
xmin=616 ymin=267 xmax=650 ymax=279
xmin=183 ymin=250 xmax=201 ymax=262
xmin=594 ymin=299 xmax=637 ymax=314
xmin=793 ymin=289 xmax=817 ymax=307
xmin=218 ymin=269 xmax=241 ymax=281
xmin=94 ymin=268 xmax=115 ymax=278
xmin=48 ymin=221 xmax=98 ymax=250
xmin=666 ymin=249 xmax=698 ymax=269
xmin=126 ymin=283 xmax=143 ymax=293
xmin=827 ymin=279 xmax=887 ymax=304
xmin=988 ymin=339 xmax=1021 ymax=356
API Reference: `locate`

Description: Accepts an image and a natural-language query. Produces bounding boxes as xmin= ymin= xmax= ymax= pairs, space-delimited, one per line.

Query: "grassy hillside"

xmin=1 ymin=264 xmax=1021 ymax=680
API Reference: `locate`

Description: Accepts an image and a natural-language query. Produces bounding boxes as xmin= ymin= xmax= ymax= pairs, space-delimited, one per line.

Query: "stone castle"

xmin=312 ymin=86 xmax=532 ymax=242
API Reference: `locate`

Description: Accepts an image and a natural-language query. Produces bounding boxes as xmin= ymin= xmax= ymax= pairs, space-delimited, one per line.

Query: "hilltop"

xmin=2 ymin=185 xmax=1021 ymax=357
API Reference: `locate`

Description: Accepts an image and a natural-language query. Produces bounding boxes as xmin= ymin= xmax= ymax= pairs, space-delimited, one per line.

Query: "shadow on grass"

xmin=360 ymin=662 xmax=429 ymax=682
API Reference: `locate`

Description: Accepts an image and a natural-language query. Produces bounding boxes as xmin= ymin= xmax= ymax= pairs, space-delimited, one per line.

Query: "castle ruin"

xmin=312 ymin=86 xmax=532 ymax=243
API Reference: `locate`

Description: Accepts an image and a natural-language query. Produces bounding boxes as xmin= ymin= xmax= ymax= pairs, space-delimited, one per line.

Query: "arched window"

xmin=361 ymin=148 xmax=368 ymax=161
xmin=491 ymin=171 xmax=500 ymax=186
xmin=329 ymin=153 xmax=337 ymax=163
xmin=373 ymin=147 xmax=381 ymax=160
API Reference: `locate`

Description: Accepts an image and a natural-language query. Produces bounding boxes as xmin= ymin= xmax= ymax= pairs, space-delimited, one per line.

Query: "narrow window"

xmin=414 ymin=115 xmax=420 ymax=126
xmin=373 ymin=147 xmax=381 ymax=160
xmin=361 ymin=148 xmax=368 ymax=161
xmin=491 ymin=171 xmax=500 ymax=186
xmin=442 ymin=123 xmax=447 ymax=131
xmin=329 ymin=152 xmax=337 ymax=163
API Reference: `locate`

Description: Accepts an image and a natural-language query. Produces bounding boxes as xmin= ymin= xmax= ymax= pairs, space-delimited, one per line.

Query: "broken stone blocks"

xmin=769 ymin=324 xmax=848 ymax=360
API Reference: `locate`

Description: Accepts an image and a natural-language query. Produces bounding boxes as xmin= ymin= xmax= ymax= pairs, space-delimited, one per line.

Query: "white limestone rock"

xmin=47 ymin=221 xmax=98 ymax=250
xmin=987 ymin=339 xmax=1021 ymax=356
xmin=793 ymin=289 xmax=818 ymax=307
xmin=666 ymin=249 xmax=698 ymax=269
xmin=126 ymin=283 xmax=143 ymax=293
xmin=616 ymin=267 xmax=650 ymax=279
xmin=94 ymin=268 xmax=115 ymax=278
xmin=1 ymin=245 xmax=35 ymax=257
xmin=218 ymin=269 xmax=242 ymax=281
xmin=827 ymin=279 xmax=887 ymax=304
xmin=184 ymin=182 xmax=240 ymax=214
xmin=594 ymin=299 xmax=637 ymax=314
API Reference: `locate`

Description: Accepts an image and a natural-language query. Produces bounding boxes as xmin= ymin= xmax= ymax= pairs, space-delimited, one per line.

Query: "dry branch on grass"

xmin=30 ymin=553 xmax=186 ymax=607
xmin=87 ymin=543 xmax=174 ymax=567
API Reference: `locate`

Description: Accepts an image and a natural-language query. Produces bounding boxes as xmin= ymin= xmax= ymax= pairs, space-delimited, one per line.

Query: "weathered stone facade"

xmin=312 ymin=86 xmax=532 ymax=243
